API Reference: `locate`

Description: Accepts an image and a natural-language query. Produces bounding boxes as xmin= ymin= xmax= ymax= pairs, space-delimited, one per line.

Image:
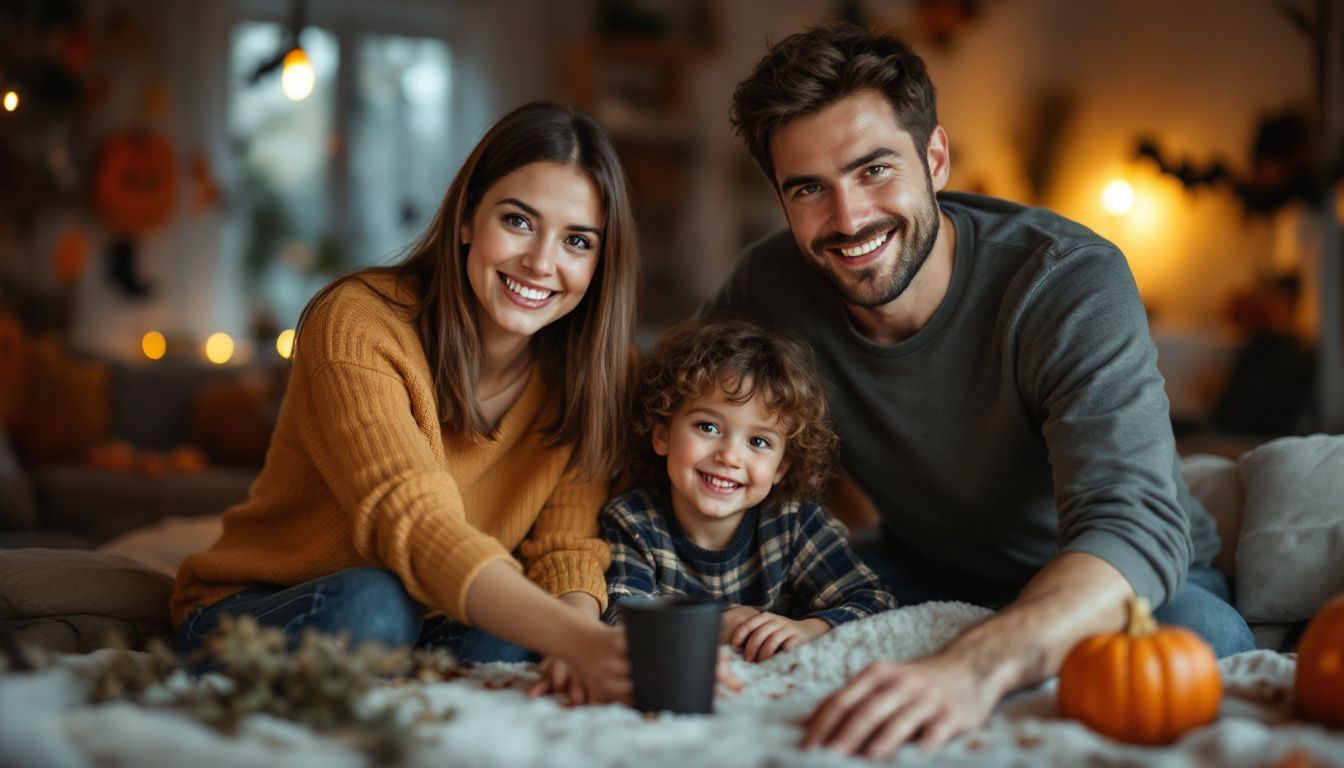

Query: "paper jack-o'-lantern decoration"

xmin=92 ymin=131 xmax=177 ymax=297
xmin=93 ymin=132 xmax=177 ymax=234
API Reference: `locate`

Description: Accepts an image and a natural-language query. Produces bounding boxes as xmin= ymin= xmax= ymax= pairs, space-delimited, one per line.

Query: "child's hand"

xmin=730 ymin=612 xmax=829 ymax=662
xmin=716 ymin=647 xmax=744 ymax=698
xmin=720 ymin=605 xmax=762 ymax=644
xmin=528 ymin=655 xmax=583 ymax=703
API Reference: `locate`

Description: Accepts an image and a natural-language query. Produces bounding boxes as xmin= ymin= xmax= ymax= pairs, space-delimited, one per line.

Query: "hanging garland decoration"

xmin=91 ymin=130 xmax=178 ymax=297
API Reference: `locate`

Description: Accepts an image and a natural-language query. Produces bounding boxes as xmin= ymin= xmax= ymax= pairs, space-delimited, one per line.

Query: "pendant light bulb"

xmin=281 ymin=47 xmax=315 ymax=101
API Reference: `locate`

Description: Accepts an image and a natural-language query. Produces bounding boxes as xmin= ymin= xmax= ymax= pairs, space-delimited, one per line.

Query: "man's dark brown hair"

xmin=730 ymin=22 xmax=939 ymax=184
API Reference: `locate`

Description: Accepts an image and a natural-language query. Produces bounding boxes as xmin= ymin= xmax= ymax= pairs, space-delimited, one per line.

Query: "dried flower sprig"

xmin=87 ymin=615 xmax=460 ymax=764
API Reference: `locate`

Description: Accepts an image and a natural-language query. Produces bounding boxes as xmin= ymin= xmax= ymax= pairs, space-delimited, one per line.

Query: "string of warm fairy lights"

xmin=140 ymin=329 xmax=296 ymax=364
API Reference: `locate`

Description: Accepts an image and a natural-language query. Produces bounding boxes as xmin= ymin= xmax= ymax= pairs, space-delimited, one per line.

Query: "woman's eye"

xmin=749 ymin=436 xmax=772 ymax=449
xmin=694 ymin=422 xmax=720 ymax=435
xmin=503 ymin=213 xmax=532 ymax=231
xmin=565 ymin=234 xmax=593 ymax=250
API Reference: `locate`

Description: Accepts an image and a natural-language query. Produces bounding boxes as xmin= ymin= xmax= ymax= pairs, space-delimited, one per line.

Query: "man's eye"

xmin=565 ymin=234 xmax=593 ymax=250
xmin=503 ymin=213 xmax=532 ymax=231
xmin=795 ymin=183 xmax=821 ymax=198
xmin=695 ymin=422 xmax=720 ymax=435
xmin=865 ymin=164 xmax=889 ymax=177
xmin=749 ymin=436 xmax=772 ymax=449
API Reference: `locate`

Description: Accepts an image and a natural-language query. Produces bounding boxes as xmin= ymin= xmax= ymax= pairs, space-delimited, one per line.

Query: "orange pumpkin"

xmin=92 ymin=132 xmax=177 ymax=234
xmin=1296 ymin=595 xmax=1344 ymax=727
xmin=85 ymin=438 xmax=137 ymax=472
xmin=1058 ymin=597 xmax=1222 ymax=744
xmin=167 ymin=444 xmax=208 ymax=473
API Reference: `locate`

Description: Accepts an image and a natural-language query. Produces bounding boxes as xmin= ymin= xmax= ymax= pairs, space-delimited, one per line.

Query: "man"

xmin=708 ymin=23 xmax=1254 ymax=759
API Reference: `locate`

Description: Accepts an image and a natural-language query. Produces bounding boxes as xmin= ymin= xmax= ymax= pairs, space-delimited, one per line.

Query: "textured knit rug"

xmin=2 ymin=602 xmax=1342 ymax=768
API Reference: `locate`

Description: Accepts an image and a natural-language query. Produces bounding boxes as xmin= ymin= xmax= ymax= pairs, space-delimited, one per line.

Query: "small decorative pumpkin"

xmin=137 ymin=450 xmax=168 ymax=478
xmin=167 ymin=444 xmax=208 ymax=473
xmin=1296 ymin=595 xmax=1344 ymax=727
xmin=92 ymin=132 xmax=177 ymax=234
xmin=1058 ymin=597 xmax=1222 ymax=744
xmin=85 ymin=438 xmax=137 ymax=472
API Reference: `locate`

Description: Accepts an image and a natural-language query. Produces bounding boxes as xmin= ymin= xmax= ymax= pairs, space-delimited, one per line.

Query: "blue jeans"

xmin=850 ymin=528 xmax=1255 ymax=658
xmin=175 ymin=567 xmax=537 ymax=665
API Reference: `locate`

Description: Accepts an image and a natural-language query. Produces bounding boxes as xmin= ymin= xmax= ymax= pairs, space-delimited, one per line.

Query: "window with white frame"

xmin=227 ymin=16 xmax=453 ymax=329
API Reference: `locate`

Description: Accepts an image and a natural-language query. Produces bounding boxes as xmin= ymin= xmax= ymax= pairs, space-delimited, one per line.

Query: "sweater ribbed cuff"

xmin=528 ymin=551 xmax=610 ymax=613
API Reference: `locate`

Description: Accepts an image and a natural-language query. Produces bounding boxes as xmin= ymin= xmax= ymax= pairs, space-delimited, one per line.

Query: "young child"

xmin=602 ymin=317 xmax=896 ymax=662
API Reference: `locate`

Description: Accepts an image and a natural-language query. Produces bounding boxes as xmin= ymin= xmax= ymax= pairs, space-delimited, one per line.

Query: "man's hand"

xmin=801 ymin=552 xmax=1134 ymax=757
xmin=802 ymin=651 xmax=998 ymax=758
xmin=728 ymin=610 xmax=829 ymax=662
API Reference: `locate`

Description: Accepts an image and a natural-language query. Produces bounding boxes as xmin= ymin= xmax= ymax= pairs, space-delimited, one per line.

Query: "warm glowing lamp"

xmin=2 ymin=90 xmax=17 ymax=112
xmin=280 ymin=48 xmax=315 ymax=101
xmin=276 ymin=328 xmax=296 ymax=359
xmin=1101 ymin=179 xmax=1136 ymax=216
xmin=205 ymin=332 xmax=235 ymax=365
xmin=142 ymin=331 xmax=166 ymax=360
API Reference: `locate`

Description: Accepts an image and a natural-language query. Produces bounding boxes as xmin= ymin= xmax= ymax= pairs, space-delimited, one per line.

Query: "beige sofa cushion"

xmin=0 ymin=548 xmax=174 ymax=653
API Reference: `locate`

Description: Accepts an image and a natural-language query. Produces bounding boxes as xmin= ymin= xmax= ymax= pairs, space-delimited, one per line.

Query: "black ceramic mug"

xmin=619 ymin=596 xmax=725 ymax=714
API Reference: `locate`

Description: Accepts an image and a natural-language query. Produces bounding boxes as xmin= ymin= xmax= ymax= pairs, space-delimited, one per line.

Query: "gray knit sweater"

xmin=707 ymin=191 xmax=1218 ymax=606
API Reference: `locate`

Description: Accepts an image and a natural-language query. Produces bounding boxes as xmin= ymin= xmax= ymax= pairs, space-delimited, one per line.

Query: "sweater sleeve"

xmin=519 ymin=469 xmax=612 ymax=611
xmin=785 ymin=503 xmax=898 ymax=626
xmin=598 ymin=498 xmax=661 ymax=624
xmin=1016 ymin=245 xmax=1193 ymax=606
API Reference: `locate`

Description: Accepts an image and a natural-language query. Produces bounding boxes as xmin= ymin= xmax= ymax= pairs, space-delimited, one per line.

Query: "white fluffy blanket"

xmin=2 ymin=602 xmax=1342 ymax=768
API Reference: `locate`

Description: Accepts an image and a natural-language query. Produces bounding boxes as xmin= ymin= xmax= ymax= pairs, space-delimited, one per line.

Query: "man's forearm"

xmin=940 ymin=551 xmax=1134 ymax=698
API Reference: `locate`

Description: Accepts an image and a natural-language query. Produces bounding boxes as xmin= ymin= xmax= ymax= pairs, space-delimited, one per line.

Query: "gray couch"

xmin=1 ymin=434 xmax=1340 ymax=656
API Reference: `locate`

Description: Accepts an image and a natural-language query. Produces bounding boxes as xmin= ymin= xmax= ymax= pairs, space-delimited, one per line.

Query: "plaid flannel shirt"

xmin=601 ymin=487 xmax=897 ymax=625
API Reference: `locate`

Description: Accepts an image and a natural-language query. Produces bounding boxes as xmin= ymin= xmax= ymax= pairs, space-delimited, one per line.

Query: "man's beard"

xmin=808 ymin=179 xmax=940 ymax=308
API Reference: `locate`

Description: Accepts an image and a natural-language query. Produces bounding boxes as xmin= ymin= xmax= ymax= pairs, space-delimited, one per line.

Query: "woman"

xmin=171 ymin=102 xmax=638 ymax=704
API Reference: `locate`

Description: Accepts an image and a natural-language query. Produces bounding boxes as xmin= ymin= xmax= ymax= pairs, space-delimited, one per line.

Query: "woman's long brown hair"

xmin=296 ymin=102 xmax=639 ymax=480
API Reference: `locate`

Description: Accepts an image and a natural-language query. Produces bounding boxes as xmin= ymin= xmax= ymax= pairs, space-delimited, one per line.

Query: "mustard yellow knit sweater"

xmin=170 ymin=274 xmax=611 ymax=628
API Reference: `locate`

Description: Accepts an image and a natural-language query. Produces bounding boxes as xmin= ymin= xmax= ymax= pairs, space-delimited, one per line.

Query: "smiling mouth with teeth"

xmin=499 ymin=273 xmax=556 ymax=302
xmin=699 ymin=471 xmax=742 ymax=493
xmin=836 ymin=230 xmax=891 ymax=259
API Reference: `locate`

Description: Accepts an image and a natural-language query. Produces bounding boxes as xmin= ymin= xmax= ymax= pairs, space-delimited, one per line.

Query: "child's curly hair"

xmin=630 ymin=316 xmax=839 ymax=504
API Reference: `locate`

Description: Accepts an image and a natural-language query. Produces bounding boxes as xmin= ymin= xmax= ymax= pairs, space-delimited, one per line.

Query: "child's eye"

xmin=503 ymin=213 xmax=532 ymax=231
xmin=564 ymin=233 xmax=593 ymax=250
xmin=694 ymin=421 xmax=720 ymax=435
xmin=749 ymin=436 xmax=772 ymax=449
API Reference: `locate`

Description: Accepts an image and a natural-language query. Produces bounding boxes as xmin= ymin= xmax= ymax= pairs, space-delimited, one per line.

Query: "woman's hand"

xmin=528 ymin=592 xmax=608 ymax=703
xmin=558 ymin=622 xmax=632 ymax=705
xmin=729 ymin=612 xmax=829 ymax=662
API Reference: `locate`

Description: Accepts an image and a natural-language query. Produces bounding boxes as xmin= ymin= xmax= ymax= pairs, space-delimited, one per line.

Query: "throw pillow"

xmin=1179 ymin=454 xmax=1242 ymax=581
xmin=0 ymin=548 xmax=174 ymax=653
xmin=1234 ymin=433 xmax=1344 ymax=623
